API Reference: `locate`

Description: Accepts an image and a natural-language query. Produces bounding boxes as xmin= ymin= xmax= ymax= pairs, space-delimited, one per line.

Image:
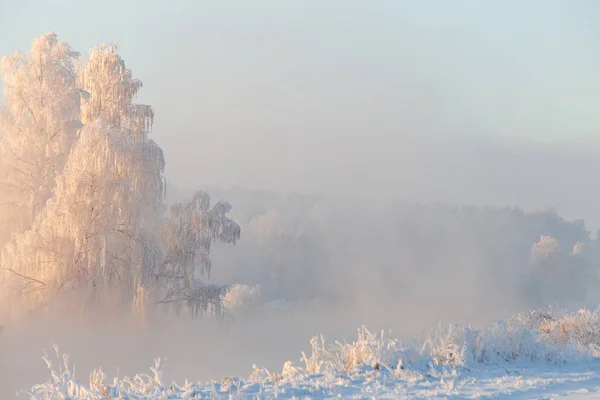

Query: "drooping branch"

xmin=3 ymin=267 xmax=47 ymax=288
xmin=156 ymin=281 xmax=231 ymax=320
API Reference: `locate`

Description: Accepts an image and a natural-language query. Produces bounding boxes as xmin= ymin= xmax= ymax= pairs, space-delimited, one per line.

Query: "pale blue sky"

xmin=2 ymin=0 xmax=599 ymax=140
xmin=2 ymin=1 xmax=600 ymax=211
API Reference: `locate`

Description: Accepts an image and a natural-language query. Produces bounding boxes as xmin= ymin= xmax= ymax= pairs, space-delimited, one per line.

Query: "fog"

xmin=2 ymin=185 xmax=599 ymax=397
xmin=3 ymin=1 xmax=600 ymax=398
xmin=175 ymin=136 xmax=600 ymax=231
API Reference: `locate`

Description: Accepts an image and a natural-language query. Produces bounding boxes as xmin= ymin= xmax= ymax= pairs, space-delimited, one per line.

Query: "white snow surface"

xmin=24 ymin=356 xmax=600 ymax=399
xmin=21 ymin=307 xmax=600 ymax=399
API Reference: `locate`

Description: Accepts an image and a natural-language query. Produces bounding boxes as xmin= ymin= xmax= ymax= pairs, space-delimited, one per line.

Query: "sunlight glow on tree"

xmin=0 ymin=32 xmax=240 ymax=322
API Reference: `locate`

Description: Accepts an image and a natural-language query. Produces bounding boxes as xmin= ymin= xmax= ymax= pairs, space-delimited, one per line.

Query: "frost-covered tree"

xmin=1 ymin=121 xmax=166 ymax=316
xmin=572 ymin=242 xmax=585 ymax=256
xmin=0 ymin=32 xmax=83 ymax=246
xmin=530 ymin=235 xmax=558 ymax=264
xmin=155 ymin=191 xmax=240 ymax=318
xmin=0 ymin=33 xmax=240 ymax=322
xmin=78 ymin=42 xmax=153 ymax=137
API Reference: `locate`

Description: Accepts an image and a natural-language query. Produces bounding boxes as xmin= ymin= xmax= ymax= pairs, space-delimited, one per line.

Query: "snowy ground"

xmin=171 ymin=361 xmax=600 ymax=399
xmin=22 ymin=353 xmax=600 ymax=399
xmin=22 ymin=306 xmax=600 ymax=399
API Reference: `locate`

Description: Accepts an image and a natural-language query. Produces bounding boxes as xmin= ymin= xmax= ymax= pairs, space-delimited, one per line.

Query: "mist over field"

xmin=2 ymin=2 xmax=600 ymax=399
xmin=2 ymin=187 xmax=600 ymax=398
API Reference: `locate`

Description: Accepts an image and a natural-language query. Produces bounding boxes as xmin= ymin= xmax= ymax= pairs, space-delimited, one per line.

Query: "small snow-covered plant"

xmin=424 ymin=319 xmax=564 ymax=365
xmin=549 ymin=309 xmax=600 ymax=347
xmin=530 ymin=235 xmax=558 ymax=263
xmin=301 ymin=334 xmax=331 ymax=375
xmin=332 ymin=326 xmax=387 ymax=371
xmin=423 ymin=323 xmax=468 ymax=365
xmin=423 ymin=307 xmax=600 ymax=367
xmin=26 ymin=349 xmax=211 ymax=399
xmin=24 ymin=346 xmax=98 ymax=399
xmin=281 ymin=361 xmax=300 ymax=381
xmin=301 ymin=326 xmax=414 ymax=375
xmin=517 ymin=307 xmax=600 ymax=348
xmin=223 ymin=284 xmax=262 ymax=314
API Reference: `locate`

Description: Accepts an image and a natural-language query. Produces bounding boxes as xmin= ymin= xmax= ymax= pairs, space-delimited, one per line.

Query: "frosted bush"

xmin=515 ymin=307 xmax=600 ymax=348
xmin=299 ymin=326 xmax=425 ymax=377
xmin=530 ymin=235 xmax=558 ymax=263
xmin=424 ymin=321 xmax=556 ymax=365
xmin=24 ymin=306 xmax=600 ymax=399
xmin=222 ymin=284 xmax=262 ymax=314
xmin=424 ymin=307 xmax=600 ymax=366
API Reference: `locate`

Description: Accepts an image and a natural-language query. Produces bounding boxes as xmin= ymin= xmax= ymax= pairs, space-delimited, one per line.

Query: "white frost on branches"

xmin=0 ymin=33 xmax=240 ymax=322
xmin=0 ymin=32 xmax=83 ymax=246
xmin=78 ymin=42 xmax=153 ymax=138
xmin=156 ymin=191 xmax=240 ymax=319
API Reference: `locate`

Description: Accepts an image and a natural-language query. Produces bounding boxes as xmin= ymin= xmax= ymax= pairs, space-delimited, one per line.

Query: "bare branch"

xmin=3 ymin=268 xmax=47 ymax=288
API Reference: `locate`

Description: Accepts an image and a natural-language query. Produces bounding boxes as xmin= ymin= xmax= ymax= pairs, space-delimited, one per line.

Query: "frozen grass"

xmin=21 ymin=306 xmax=600 ymax=399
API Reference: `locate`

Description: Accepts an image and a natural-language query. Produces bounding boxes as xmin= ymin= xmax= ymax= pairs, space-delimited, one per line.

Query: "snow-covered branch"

xmin=0 ymin=33 xmax=241 ymax=321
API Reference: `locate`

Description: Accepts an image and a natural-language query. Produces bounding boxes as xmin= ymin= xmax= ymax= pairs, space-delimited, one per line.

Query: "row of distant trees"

xmin=0 ymin=33 xmax=240 ymax=322
xmin=204 ymin=186 xmax=600 ymax=315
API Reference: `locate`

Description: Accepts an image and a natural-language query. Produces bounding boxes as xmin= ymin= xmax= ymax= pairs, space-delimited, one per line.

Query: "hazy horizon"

xmin=3 ymin=1 xmax=600 ymax=230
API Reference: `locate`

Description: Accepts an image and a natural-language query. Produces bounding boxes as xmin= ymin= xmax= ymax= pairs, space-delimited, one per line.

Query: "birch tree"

xmin=156 ymin=191 xmax=240 ymax=318
xmin=0 ymin=32 xmax=83 ymax=246
xmin=78 ymin=41 xmax=153 ymax=137
xmin=0 ymin=33 xmax=241 ymax=322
